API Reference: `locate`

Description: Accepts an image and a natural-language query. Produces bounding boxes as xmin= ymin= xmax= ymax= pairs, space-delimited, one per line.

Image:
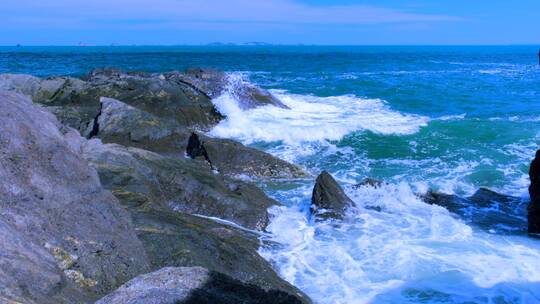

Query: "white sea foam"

xmin=260 ymin=182 xmax=540 ymax=304
xmin=209 ymin=77 xmax=429 ymax=145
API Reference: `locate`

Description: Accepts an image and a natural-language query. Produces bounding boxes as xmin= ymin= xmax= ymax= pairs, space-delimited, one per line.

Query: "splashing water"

xmin=209 ymin=71 xmax=540 ymax=304
xmin=210 ymin=82 xmax=429 ymax=144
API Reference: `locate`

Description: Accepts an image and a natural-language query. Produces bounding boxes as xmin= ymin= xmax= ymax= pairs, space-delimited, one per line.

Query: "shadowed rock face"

xmin=0 ymin=91 xmax=150 ymax=303
xmin=96 ymin=267 xmax=304 ymax=304
xmin=187 ymin=132 xmax=307 ymax=178
xmin=422 ymin=188 xmax=528 ymax=234
xmin=529 ymin=150 xmax=540 ymax=234
xmin=81 ymin=139 xmax=277 ymax=231
xmin=129 ymin=210 xmax=311 ymax=302
xmin=311 ymin=171 xmax=355 ymax=219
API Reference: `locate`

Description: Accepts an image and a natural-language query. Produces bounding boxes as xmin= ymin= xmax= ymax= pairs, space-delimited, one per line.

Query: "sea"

xmin=2 ymin=45 xmax=540 ymax=303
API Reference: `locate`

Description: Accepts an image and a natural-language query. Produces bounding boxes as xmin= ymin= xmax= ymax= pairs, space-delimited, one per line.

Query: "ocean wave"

xmin=260 ymin=182 xmax=540 ymax=304
xmin=209 ymin=76 xmax=429 ymax=144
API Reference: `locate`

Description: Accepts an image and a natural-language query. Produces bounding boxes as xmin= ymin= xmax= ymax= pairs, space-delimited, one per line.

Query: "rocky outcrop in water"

xmin=96 ymin=267 xmax=303 ymax=304
xmin=422 ymin=188 xmax=528 ymax=234
xmin=0 ymin=86 xmax=311 ymax=303
xmin=186 ymin=132 xmax=306 ymax=178
xmin=179 ymin=68 xmax=289 ymax=110
xmin=311 ymin=171 xmax=355 ymax=219
xmin=81 ymin=139 xmax=277 ymax=230
xmin=0 ymin=71 xmax=306 ymax=179
xmin=529 ymin=150 xmax=540 ymax=234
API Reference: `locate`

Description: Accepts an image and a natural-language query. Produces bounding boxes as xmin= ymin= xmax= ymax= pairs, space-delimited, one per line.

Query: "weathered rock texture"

xmin=96 ymin=267 xmax=303 ymax=304
xmin=186 ymin=132 xmax=306 ymax=178
xmin=311 ymin=171 xmax=355 ymax=219
xmin=529 ymin=150 xmax=540 ymax=234
xmin=0 ymin=91 xmax=150 ymax=303
xmin=0 ymin=90 xmax=311 ymax=304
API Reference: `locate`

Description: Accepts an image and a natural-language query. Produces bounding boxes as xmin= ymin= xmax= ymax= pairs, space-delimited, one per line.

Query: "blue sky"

xmin=1 ymin=0 xmax=539 ymax=45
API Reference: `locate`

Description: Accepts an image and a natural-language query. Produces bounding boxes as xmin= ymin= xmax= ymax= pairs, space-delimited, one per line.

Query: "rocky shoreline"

xmin=0 ymin=69 xmax=310 ymax=303
xmin=1 ymin=68 xmax=538 ymax=303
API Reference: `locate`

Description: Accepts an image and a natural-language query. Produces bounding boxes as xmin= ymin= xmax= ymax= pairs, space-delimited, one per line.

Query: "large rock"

xmin=91 ymin=97 xmax=305 ymax=178
xmin=178 ymin=68 xmax=289 ymax=110
xmin=81 ymin=139 xmax=277 ymax=230
xmin=129 ymin=209 xmax=310 ymax=302
xmin=187 ymin=132 xmax=306 ymax=178
xmin=96 ymin=267 xmax=304 ymax=304
xmin=529 ymin=150 xmax=540 ymax=234
xmin=0 ymin=69 xmax=223 ymax=132
xmin=311 ymin=171 xmax=355 ymax=219
xmin=422 ymin=188 xmax=527 ymax=234
xmin=0 ymin=91 xmax=150 ymax=303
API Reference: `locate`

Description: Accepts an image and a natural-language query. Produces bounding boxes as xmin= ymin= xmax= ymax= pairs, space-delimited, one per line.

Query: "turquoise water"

xmin=2 ymin=46 xmax=540 ymax=303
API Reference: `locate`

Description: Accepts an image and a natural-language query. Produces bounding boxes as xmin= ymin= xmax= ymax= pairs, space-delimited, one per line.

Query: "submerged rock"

xmin=311 ymin=171 xmax=355 ymax=219
xmin=529 ymin=150 xmax=540 ymax=234
xmin=0 ymin=91 xmax=150 ymax=303
xmin=421 ymin=188 xmax=527 ymax=234
xmin=96 ymin=267 xmax=304 ymax=304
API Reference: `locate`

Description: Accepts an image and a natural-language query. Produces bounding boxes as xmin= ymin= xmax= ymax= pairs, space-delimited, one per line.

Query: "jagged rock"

xmin=96 ymin=267 xmax=305 ymax=304
xmin=421 ymin=188 xmax=527 ymax=234
xmin=0 ymin=69 xmax=223 ymax=131
xmin=81 ymin=139 xmax=277 ymax=230
xmin=529 ymin=150 xmax=540 ymax=234
xmin=79 ymin=140 xmax=310 ymax=301
xmin=178 ymin=68 xmax=289 ymax=110
xmin=90 ymin=96 xmax=191 ymax=147
xmin=130 ymin=210 xmax=310 ymax=303
xmin=187 ymin=132 xmax=306 ymax=178
xmin=311 ymin=171 xmax=355 ymax=219
xmin=80 ymin=97 xmax=304 ymax=178
xmin=0 ymin=91 xmax=150 ymax=303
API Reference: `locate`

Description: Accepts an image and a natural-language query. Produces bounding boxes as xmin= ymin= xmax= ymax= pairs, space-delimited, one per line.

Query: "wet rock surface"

xmin=529 ymin=150 xmax=540 ymax=234
xmin=311 ymin=171 xmax=355 ymax=219
xmin=179 ymin=68 xmax=289 ymax=110
xmin=187 ymin=132 xmax=307 ymax=178
xmin=96 ymin=267 xmax=304 ymax=304
xmin=422 ymin=188 xmax=528 ymax=234
xmin=0 ymin=89 xmax=312 ymax=303
xmin=81 ymin=139 xmax=277 ymax=230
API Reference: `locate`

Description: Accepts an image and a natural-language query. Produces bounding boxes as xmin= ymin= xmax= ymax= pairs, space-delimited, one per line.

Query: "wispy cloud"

xmin=3 ymin=0 xmax=461 ymax=29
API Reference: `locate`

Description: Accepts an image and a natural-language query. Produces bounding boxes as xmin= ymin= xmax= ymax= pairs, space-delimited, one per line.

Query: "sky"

xmin=1 ymin=0 xmax=539 ymax=45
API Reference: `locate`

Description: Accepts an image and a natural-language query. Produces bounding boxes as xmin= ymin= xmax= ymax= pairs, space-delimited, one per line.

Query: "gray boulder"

xmin=83 ymin=97 xmax=305 ymax=179
xmin=129 ymin=209 xmax=310 ymax=303
xmin=81 ymin=139 xmax=277 ymax=230
xmin=0 ymin=91 xmax=150 ymax=303
xmin=187 ymin=132 xmax=306 ymax=178
xmin=311 ymin=171 xmax=355 ymax=219
xmin=96 ymin=267 xmax=304 ymax=304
